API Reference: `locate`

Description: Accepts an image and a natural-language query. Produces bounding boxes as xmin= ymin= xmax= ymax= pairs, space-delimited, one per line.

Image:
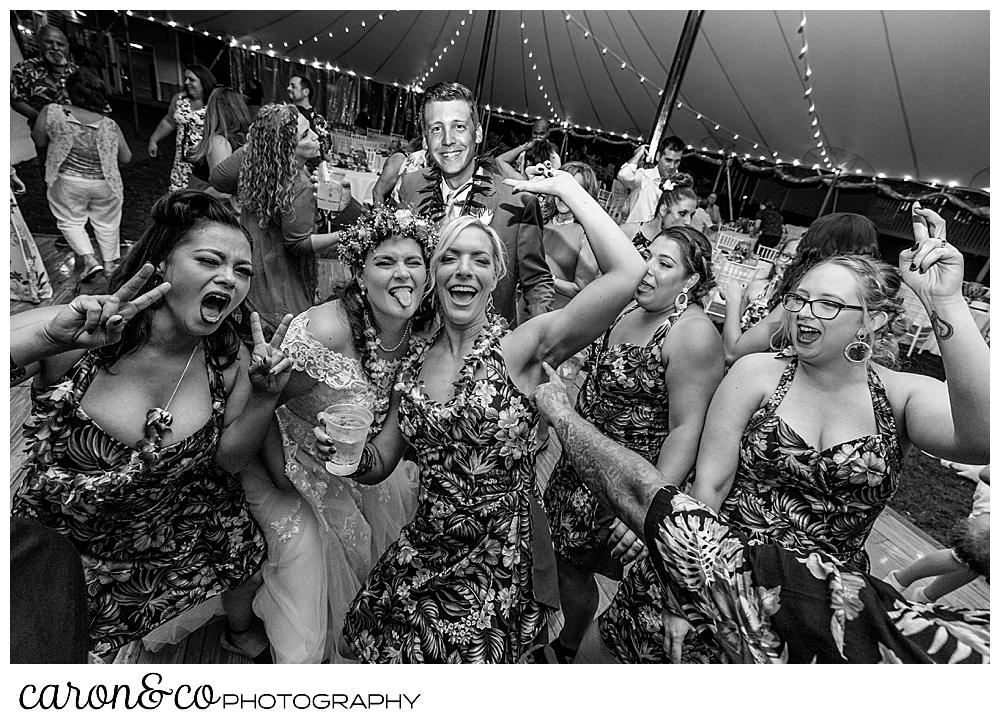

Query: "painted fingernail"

xmin=910 ymin=243 xmax=920 ymax=252
xmin=909 ymin=263 xmax=917 ymax=271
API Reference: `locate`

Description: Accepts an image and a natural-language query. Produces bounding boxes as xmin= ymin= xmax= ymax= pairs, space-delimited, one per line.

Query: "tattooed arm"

xmin=893 ymin=203 xmax=990 ymax=463
xmin=533 ymin=363 xmax=663 ymax=537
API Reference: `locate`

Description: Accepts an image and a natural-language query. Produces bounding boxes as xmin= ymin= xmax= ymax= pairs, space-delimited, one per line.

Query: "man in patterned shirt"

xmin=11 ymin=25 xmax=77 ymax=180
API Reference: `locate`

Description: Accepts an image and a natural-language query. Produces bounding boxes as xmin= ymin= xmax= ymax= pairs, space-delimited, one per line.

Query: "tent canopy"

xmin=153 ymin=9 xmax=990 ymax=190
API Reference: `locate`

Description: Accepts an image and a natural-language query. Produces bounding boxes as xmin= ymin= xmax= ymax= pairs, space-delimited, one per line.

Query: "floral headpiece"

xmin=338 ymin=205 xmax=440 ymax=269
xmin=660 ymin=172 xmax=693 ymax=194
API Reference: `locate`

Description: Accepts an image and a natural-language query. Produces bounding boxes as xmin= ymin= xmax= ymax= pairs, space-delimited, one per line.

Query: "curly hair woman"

xmin=537 ymin=226 xmax=724 ymax=663
xmin=238 ymin=104 xmax=344 ymax=328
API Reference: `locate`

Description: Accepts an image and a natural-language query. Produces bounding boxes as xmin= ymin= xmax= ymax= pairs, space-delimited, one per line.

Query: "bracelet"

xmin=10 ymin=356 xmax=27 ymax=386
xmin=353 ymin=444 xmax=375 ymax=478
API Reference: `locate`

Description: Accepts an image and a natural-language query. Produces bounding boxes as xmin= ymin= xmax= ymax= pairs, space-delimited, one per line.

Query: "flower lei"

xmin=338 ymin=205 xmax=440 ymax=270
xmin=358 ymin=307 xmax=409 ymax=434
xmin=416 ymin=156 xmax=497 ymax=224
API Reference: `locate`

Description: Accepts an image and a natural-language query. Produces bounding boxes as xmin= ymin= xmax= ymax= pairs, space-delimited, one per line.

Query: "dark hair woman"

xmin=10 ymin=190 xmax=291 ymax=658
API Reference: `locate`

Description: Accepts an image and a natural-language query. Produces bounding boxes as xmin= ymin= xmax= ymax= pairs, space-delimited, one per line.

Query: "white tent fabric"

xmin=152 ymin=9 xmax=989 ymax=189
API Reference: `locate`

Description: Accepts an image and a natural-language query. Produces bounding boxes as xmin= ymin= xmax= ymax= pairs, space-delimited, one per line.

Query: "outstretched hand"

xmin=43 ymin=263 xmax=171 ymax=350
xmin=247 ymin=312 xmax=294 ymax=395
xmin=530 ymin=362 xmax=572 ymax=423
xmin=503 ymin=167 xmax=575 ymax=197
xmin=899 ymin=202 xmax=964 ymax=299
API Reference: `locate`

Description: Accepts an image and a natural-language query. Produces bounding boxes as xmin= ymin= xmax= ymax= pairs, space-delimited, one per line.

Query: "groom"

xmin=397 ymin=81 xmax=553 ymax=328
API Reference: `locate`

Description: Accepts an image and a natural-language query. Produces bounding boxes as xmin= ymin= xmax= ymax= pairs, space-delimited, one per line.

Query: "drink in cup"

xmin=316 ymin=161 xmax=346 ymax=211
xmin=318 ymin=403 xmax=374 ymax=475
xmin=557 ymin=354 xmax=583 ymax=382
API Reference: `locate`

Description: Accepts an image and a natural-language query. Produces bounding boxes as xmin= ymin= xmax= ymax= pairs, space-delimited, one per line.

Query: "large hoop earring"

xmin=844 ymin=330 xmax=872 ymax=363
xmin=674 ymin=287 xmax=690 ymax=316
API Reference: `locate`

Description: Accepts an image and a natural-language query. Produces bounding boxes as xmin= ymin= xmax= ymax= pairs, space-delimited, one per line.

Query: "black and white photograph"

xmin=6 ymin=5 xmax=991 ymax=720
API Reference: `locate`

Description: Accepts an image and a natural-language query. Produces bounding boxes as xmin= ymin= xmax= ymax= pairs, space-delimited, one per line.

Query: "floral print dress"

xmin=600 ymin=353 xmax=903 ymax=663
xmin=343 ymin=315 xmax=555 ymax=662
xmin=169 ymin=95 xmax=206 ymax=192
xmin=544 ymin=304 xmax=675 ymax=579
xmin=642 ymin=485 xmax=988 ymax=663
xmin=11 ymin=348 xmax=266 ymax=655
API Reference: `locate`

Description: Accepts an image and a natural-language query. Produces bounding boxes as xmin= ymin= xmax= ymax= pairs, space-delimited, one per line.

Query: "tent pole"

xmin=818 ymin=171 xmax=838 ymax=216
xmin=725 ymin=157 xmax=734 ymax=222
xmin=711 ymin=155 xmax=724 ymax=194
xmin=645 ymin=10 xmax=704 ymax=164
xmin=473 ymin=10 xmax=498 ymax=110
xmin=974 ymin=258 xmax=989 ymax=283
xmin=122 ymin=11 xmax=139 ymax=135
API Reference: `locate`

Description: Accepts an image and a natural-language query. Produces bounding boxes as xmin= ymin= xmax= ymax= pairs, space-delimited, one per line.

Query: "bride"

xmin=249 ymin=206 xmax=438 ymax=662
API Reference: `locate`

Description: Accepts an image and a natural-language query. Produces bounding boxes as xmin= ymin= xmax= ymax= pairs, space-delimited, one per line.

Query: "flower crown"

xmin=338 ymin=205 xmax=440 ymax=269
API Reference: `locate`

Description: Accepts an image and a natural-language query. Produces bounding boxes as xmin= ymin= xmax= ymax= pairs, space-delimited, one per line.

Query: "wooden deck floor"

xmin=9 ymin=234 xmax=988 ymax=665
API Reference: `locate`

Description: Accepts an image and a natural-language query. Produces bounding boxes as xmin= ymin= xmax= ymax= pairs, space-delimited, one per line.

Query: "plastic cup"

xmin=316 ymin=162 xmax=346 ymax=211
xmin=318 ymin=403 xmax=374 ymax=475
xmin=557 ymin=355 xmax=582 ymax=382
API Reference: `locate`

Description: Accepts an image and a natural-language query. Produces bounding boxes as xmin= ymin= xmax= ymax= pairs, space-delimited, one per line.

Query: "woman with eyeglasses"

xmin=720 ymin=212 xmax=879 ymax=367
xmin=585 ymin=203 xmax=989 ymax=663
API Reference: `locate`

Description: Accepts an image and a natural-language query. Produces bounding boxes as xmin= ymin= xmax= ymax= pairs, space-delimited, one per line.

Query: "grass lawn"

xmin=13 ymin=98 xmax=980 ymax=546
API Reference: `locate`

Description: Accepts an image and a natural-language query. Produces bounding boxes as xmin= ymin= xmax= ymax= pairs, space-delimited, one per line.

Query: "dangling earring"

xmin=673 ymin=286 xmax=690 ymax=316
xmin=844 ymin=329 xmax=872 ymax=363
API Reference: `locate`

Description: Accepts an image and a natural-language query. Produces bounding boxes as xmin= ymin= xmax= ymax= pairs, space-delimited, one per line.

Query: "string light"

xmin=519 ymin=13 xmax=563 ymax=124
xmin=415 ymin=12 xmax=474 ymax=87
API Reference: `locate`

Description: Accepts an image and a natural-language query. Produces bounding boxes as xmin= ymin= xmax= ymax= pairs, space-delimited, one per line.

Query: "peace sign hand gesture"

xmin=248 ymin=312 xmax=294 ymax=395
xmin=43 ymin=263 xmax=172 ymax=350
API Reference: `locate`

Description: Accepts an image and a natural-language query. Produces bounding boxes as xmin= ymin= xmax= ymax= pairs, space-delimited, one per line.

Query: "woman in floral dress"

xmin=337 ymin=168 xmax=647 ymax=662
xmin=246 ymin=206 xmax=437 ymax=663
xmin=147 ymin=65 xmax=215 ymax=192
xmin=591 ymin=204 xmax=990 ymax=663
xmin=10 ymin=191 xmax=290 ymax=656
xmin=531 ymin=368 xmax=989 ymax=664
xmin=540 ymin=226 xmax=723 ymax=663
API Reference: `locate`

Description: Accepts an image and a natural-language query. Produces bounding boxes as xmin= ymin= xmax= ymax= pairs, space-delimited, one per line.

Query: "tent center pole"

xmin=645 ymin=10 xmax=704 ymax=164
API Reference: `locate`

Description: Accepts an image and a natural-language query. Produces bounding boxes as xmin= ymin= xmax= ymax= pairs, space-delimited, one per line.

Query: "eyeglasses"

xmin=777 ymin=251 xmax=795 ymax=262
xmin=781 ymin=293 xmax=865 ymax=320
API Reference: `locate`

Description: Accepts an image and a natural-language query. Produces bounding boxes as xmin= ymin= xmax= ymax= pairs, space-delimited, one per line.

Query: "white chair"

xmin=719 ymin=222 xmax=740 ymax=234
xmin=756 ymin=245 xmax=779 ymax=264
xmin=597 ymin=189 xmax=612 ymax=210
xmin=706 ymin=259 xmax=759 ymax=320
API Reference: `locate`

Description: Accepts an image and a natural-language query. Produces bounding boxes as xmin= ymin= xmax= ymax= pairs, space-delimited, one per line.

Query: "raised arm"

xmin=495 ymin=142 xmax=530 ymax=181
xmin=503 ymin=169 xmax=646 ymax=383
xmin=616 ymin=145 xmax=647 ymax=189
xmin=891 ymin=204 xmax=990 ymax=464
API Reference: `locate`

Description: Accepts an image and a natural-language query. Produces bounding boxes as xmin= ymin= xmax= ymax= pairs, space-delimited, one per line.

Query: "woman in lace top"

xmin=32 ymin=69 xmax=131 ymax=281
xmin=241 ymin=206 xmax=438 ymax=663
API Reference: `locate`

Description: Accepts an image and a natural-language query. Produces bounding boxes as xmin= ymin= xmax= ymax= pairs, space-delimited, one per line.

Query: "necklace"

xmin=134 ymin=343 xmax=200 ymax=472
xmin=375 ymin=319 xmax=412 ymax=353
